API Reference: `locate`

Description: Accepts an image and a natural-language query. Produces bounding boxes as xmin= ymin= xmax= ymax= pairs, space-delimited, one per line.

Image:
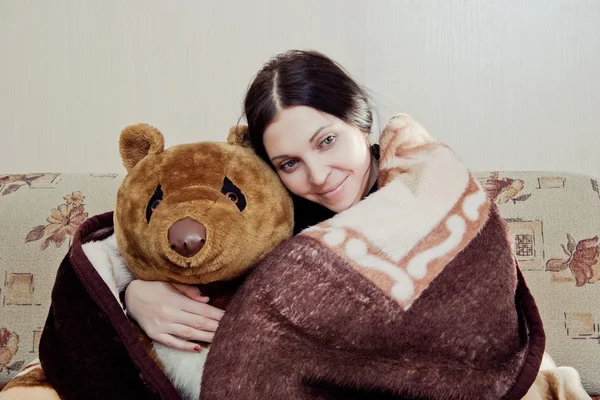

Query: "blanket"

xmin=199 ymin=114 xmax=547 ymax=400
xmin=33 ymin=212 xmax=179 ymax=399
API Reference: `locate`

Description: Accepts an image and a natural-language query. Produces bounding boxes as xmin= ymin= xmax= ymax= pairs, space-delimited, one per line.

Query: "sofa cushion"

xmin=474 ymin=171 xmax=600 ymax=395
xmin=0 ymin=173 xmax=123 ymax=388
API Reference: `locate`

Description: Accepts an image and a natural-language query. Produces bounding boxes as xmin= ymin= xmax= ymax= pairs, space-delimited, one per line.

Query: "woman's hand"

xmin=124 ymin=280 xmax=224 ymax=352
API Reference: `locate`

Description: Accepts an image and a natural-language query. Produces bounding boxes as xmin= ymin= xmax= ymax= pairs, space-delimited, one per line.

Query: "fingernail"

xmin=194 ymin=346 xmax=201 ymax=352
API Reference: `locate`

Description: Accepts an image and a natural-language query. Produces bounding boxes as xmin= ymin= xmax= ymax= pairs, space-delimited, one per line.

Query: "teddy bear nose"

xmin=168 ymin=217 xmax=206 ymax=258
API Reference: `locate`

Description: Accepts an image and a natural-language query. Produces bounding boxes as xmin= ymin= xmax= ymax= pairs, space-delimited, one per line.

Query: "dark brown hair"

xmin=242 ymin=50 xmax=375 ymax=233
xmin=243 ymin=49 xmax=373 ymax=164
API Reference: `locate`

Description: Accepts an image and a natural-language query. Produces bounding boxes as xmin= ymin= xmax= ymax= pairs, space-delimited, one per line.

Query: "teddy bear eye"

xmin=146 ymin=185 xmax=163 ymax=223
xmin=225 ymin=192 xmax=238 ymax=203
xmin=221 ymin=177 xmax=246 ymax=212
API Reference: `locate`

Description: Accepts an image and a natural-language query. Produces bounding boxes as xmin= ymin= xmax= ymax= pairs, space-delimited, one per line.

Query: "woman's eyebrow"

xmin=271 ymin=154 xmax=289 ymax=162
xmin=309 ymin=124 xmax=334 ymax=143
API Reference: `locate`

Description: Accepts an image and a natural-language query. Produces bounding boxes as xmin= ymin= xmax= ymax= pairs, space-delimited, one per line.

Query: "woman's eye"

xmin=319 ymin=135 xmax=336 ymax=148
xmin=281 ymin=160 xmax=297 ymax=171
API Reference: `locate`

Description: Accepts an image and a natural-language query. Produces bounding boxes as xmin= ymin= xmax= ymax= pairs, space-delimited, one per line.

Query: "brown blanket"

xmin=38 ymin=212 xmax=180 ymax=399
xmin=199 ymin=115 xmax=546 ymax=399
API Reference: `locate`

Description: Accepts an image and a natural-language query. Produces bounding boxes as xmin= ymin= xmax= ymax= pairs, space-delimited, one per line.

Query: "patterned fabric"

xmin=0 ymin=173 xmax=123 ymax=388
xmin=473 ymin=170 xmax=600 ymax=395
xmin=0 ymin=165 xmax=599 ymax=395
xmin=200 ymin=114 xmax=544 ymax=399
xmin=304 ymin=117 xmax=491 ymax=311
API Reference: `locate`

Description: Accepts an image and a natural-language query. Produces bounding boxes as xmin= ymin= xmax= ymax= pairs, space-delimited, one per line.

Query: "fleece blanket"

xmin=199 ymin=114 xmax=547 ymax=400
xmin=0 ymin=115 xmax=594 ymax=400
xmin=21 ymin=212 xmax=180 ymax=399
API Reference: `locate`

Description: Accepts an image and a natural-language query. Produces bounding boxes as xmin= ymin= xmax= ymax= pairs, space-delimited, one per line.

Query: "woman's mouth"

xmin=317 ymin=177 xmax=348 ymax=202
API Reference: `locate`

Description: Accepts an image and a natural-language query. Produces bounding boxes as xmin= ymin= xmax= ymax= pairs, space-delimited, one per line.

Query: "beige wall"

xmin=2 ymin=0 xmax=599 ymax=177
xmin=366 ymin=0 xmax=600 ymax=177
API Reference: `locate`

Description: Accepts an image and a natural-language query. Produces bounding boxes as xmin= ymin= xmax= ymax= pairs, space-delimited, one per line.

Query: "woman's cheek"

xmin=279 ymin=174 xmax=300 ymax=195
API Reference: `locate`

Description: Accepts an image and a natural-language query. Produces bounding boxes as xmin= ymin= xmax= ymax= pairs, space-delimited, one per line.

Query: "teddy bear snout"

xmin=168 ymin=217 xmax=207 ymax=258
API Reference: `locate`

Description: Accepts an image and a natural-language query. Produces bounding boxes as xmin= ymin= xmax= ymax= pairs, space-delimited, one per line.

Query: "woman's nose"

xmin=307 ymin=161 xmax=329 ymax=186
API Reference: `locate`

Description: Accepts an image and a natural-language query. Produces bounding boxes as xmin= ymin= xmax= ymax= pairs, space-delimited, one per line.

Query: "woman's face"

xmin=263 ymin=106 xmax=372 ymax=213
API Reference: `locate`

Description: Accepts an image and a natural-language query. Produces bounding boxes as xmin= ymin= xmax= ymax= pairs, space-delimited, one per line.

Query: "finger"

xmin=173 ymin=311 xmax=219 ymax=333
xmin=172 ymin=283 xmax=209 ymax=303
xmin=153 ymin=333 xmax=203 ymax=352
xmin=179 ymin=298 xmax=225 ymax=322
xmin=171 ymin=324 xmax=216 ymax=343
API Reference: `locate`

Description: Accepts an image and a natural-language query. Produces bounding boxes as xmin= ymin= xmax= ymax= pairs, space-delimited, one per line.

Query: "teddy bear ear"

xmin=119 ymin=123 xmax=165 ymax=172
xmin=227 ymin=125 xmax=251 ymax=148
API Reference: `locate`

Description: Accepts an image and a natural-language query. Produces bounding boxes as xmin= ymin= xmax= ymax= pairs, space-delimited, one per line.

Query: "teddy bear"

xmin=0 ymin=123 xmax=293 ymax=400
xmin=110 ymin=123 xmax=294 ymax=399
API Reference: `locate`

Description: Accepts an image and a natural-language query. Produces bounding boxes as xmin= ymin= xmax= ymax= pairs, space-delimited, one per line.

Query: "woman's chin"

xmin=323 ymin=196 xmax=355 ymax=213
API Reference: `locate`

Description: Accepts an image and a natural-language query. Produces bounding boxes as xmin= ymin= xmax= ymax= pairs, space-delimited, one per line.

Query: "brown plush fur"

xmin=119 ymin=123 xmax=165 ymax=172
xmin=226 ymin=125 xmax=253 ymax=148
xmin=114 ymin=123 xmax=293 ymax=285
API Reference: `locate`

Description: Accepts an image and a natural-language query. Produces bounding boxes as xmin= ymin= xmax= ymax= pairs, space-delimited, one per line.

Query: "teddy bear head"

xmin=113 ymin=123 xmax=293 ymax=285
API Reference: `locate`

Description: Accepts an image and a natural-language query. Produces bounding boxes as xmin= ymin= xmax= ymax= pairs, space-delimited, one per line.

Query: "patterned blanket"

xmin=200 ymin=114 xmax=547 ymax=399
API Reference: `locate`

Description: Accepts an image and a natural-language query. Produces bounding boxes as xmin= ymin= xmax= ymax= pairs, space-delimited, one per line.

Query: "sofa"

xmin=0 ymin=171 xmax=599 ymax=396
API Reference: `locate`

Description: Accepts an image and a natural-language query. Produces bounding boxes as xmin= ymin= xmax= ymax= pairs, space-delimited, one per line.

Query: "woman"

xmin=124 ymin=49 xmax=381 ymax=352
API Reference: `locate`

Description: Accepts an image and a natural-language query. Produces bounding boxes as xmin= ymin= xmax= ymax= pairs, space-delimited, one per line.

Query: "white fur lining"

xmin=81 ymin=234 xmax=134 ymax=309
xmin=80 ymin=234 xmax=208 ymax=399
